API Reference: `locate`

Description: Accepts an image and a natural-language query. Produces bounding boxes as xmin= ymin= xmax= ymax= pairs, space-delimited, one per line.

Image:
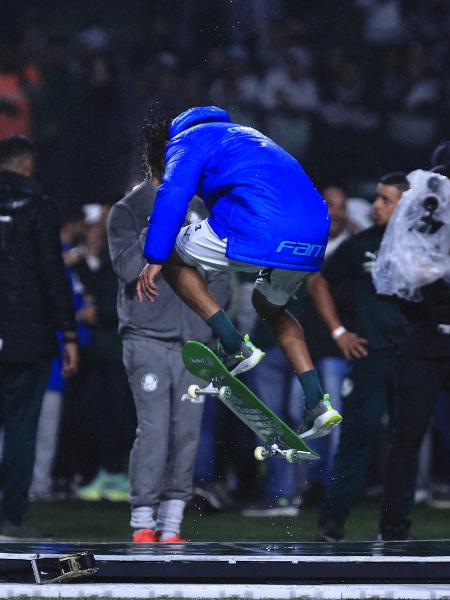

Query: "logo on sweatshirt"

xmin=141 ymin=373 xmax=159 ymax=392
xmin=276 ymin=240 xmax=326 ymax=258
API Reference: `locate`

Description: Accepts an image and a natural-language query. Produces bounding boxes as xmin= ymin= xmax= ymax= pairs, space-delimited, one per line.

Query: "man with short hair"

xmin=309 ymin=172 xmax=409 ymax=542
xmin=137 ymin=106 xmax=342 ymax=438
xmin=108 ymin=178 xmax=229 ymax=543
xmin=0 ymin=134 xmax=78 ymax=539
xmin=376 ymin=148 xmax=450 ymax=540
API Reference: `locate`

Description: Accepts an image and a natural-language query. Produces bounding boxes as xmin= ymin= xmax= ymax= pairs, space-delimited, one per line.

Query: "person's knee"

xmin=251 ymin=288 xmax=285 ymax=321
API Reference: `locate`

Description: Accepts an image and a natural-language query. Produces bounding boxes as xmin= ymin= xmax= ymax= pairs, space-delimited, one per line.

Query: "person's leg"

xmin=162 ymin=251 xmax=222 ymax=321
xmin=307 ymin=356 xmax=349 ymax=490
xmin=318 ymin=354 xmax=392 ymax=539
xmin=30 ymin=389 xmax=63 ymax=497
xmin=252 ymin=289 xmax=314 ymax=374
xmin=157 ymin=344 xmax=205 ymax=540
xmin=123 ymin=338 xmax=172 ymax=539
xmin=252 ymin=288 xmax=342 ymax=438
xmin=162 ymin=251 xmax=264 ymax=373
xmin=0 ymin=361 xmax=51 ymax=526
xmin=379 ymin=356 xmax=444 ymax=539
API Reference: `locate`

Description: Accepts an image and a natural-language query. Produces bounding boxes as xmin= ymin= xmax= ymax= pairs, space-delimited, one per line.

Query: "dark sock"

xmin=207 ymin=310 xmax=243 ymax=353
xmin=298 ymin=370 xmax=324 ymax=409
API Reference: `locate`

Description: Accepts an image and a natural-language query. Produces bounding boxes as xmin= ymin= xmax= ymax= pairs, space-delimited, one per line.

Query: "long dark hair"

xmin=141 ymin=111 xmax=172 ymax=182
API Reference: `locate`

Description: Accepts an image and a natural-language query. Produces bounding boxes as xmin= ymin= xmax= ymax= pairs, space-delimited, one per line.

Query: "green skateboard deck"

xmin=182 ymin=341 xmax=319 ymax=462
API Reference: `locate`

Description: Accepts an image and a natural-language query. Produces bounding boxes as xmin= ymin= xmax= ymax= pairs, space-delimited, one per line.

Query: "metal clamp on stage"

xmin=30 ymin=552 xmax=97 ymax=584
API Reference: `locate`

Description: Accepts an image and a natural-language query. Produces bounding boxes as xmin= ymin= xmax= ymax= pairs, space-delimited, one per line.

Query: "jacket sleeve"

xmin=107 ymin=203 xmax=147 ymax=284
xmin=35 ymin=197 xmax=76 ymax=332
xmin=143 ymin=137 xmax=206 ymax=263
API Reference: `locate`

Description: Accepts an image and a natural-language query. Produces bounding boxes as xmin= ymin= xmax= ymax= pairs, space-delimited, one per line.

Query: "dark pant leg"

xmin=319 ymin=353 xmax=394 ymax=528
xmin=85 ymin=360 xmax=136 ymax=474
xmin=379 ymin=356 xmax=448 ymax=536
xmin=0 ymin=361 xmax=51 ymax=524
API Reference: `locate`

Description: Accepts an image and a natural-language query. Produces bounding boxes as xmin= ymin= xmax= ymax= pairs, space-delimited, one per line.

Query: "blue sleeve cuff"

xmin=143 ymin=223 xmax=180 ymax=263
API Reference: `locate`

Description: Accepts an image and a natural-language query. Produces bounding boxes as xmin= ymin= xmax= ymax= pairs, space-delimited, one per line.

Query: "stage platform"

xmin=0 ymin=540 xmax=450 ymax=585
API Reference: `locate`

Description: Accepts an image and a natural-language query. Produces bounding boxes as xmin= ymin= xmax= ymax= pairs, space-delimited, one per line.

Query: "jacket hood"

xmin=169 ymin=106 xmax=231 ymax=140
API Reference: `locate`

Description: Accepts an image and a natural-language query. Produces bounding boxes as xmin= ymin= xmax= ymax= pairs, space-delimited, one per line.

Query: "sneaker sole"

xmin=76 ymin=493 xmax=103 ymax=501
xmin=300 ymin=410 xmax=342 ymax=440
xmin=241 ymin=507 xmax=299 ymax=517
xmin=230 ymin=350 xmax=266 ymax=376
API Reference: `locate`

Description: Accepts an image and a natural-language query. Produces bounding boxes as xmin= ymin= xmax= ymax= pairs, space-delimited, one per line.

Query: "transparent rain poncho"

xmin=372 ymin=169 xmax=450 ymax=302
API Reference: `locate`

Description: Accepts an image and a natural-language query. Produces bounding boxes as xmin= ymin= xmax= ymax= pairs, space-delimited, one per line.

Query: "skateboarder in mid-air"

xmin=137 ymin=106 xmax=342 ymax=439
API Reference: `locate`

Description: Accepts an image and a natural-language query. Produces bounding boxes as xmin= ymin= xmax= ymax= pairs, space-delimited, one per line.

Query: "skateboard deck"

xmin=182 ymin=341 xmax=319 ymax=462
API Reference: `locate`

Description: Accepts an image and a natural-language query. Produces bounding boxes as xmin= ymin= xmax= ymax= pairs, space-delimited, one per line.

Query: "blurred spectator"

xmin=0 ymin=135 xmax=78 ymax=538
xmin=30 ymin=206 xmax=90 ymax=501
xmin=299 ymin=186 xmax=354 ymax=505
xmin=355 ymin=0 xmax=407 ymax=47
xmin=260 ymin=47 xmax=319 ymax=159
xmin=209 ymin=45 xmax=261 ymax=127
xmin=71 ymin=204 xmax=135 ymax=502
xmin=0 ymin=37 xmax=41 ymax=140
xmin=310 ymin=172 xmax=409 ymax=542
xmin=108 ymin=177 xmax=229 ymax=542
xmin=384 ymin=41 xmax=442 ymax=171
xmin=73 ymin=44 xmax=126 ymax=203
xmin=33 ymin=35 xmax=80 ymax=205
xmin=317 ymin=57 xmax=379 ymax=183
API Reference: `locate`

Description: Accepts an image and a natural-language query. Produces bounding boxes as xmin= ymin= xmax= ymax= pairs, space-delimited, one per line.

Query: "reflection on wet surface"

xmin=1 ymin=540 xmax=450 ymax=558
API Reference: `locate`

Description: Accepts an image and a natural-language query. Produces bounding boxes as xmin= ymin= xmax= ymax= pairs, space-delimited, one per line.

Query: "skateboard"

xmin=182 ymin=341 xmax=319 ymax=463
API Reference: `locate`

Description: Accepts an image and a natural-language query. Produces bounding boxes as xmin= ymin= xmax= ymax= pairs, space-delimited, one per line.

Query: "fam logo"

xmin=276 ymin=241 xmax=326 ymax=258
xmin=141 ymin=373 xmax=159 ymax=393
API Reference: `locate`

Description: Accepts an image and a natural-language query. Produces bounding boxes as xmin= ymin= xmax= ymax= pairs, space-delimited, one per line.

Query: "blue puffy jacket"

xmin=144 ymin=106 xmax=330 ymax=271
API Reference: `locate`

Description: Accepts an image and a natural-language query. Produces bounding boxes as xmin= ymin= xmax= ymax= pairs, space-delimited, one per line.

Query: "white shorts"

xmin=175 ymin=219 xmax=309 ymax=306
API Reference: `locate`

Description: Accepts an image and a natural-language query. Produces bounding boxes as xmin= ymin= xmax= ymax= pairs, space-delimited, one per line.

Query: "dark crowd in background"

xmin=1 ymin=0 xmax=450 ymax=205
xmin=0 ymin=0 xmax=450 ymax=533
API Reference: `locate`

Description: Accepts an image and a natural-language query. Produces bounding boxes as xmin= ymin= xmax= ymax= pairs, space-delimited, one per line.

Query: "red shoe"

xmin=159 ymin=533 xmax=188 ymax=543
xmin=132 ymin=528 xmax=158 ymax=543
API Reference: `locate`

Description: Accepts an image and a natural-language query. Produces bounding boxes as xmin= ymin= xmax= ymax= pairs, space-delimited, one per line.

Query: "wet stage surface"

xmin=1 ymin=541 xmax=450 ymax=583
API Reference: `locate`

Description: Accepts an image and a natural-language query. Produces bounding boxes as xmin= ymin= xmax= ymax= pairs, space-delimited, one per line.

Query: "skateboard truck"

xmin=31 ymin=552 xmax=97 ymax=584
xmin=254 ymin=443 xmax=313 ymax=463
xmin=188 ymin=383 xmax=232 ymax=401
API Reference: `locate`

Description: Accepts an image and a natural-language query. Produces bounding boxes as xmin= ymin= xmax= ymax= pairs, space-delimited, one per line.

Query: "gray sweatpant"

xmin=123 ymin=337 xmax=204 ymax=509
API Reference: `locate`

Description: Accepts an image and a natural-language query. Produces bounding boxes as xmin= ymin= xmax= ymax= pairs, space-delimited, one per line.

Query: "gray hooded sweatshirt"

xmin=107 ymin=180 xmax=230 ymax=342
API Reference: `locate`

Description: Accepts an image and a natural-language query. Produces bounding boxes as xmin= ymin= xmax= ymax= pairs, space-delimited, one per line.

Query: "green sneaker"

xmin=76 ymin=470 xmax=109 ymax=501
xmin=101 ymin=473 xmax=129 ymax=502
xmin=77 ymin=471 xmax=129 ymax=502
xmin=298 ymin=394 xmax=342 ymax=440
xmin=221 ymin=334 xmax=266 ymax=376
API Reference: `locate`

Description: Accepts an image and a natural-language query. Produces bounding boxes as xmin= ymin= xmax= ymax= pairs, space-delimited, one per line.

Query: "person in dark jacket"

xmin=137 ymin=106 xmax=342 ymax=440
xmin=0 ymin=134 xmax=78 ymax=539
xmin=309 ymin=172 xmax=409 ymax=542
xmin=376 ymin=150 xmax=450 ymax=540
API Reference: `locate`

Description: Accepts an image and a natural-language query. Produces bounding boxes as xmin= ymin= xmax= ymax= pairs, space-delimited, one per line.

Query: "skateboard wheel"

xmin=254 ymin=446 xmax=268 ymax=461
xmin=219 ymin=386 xmax=232 ymax=401
xmin=188 ymin=384 xmax=201 ymax=399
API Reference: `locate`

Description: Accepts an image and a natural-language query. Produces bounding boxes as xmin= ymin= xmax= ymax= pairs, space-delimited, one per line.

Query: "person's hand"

xmin=79 ymin=303 xmax=97 ymax=326
xmin=336 ymin=331 xmax=368 ymax=360
xmin=62 ymin=342 xmax=79 ymax=378
xmin=136 ymin=264 xmax=162 ymax=302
